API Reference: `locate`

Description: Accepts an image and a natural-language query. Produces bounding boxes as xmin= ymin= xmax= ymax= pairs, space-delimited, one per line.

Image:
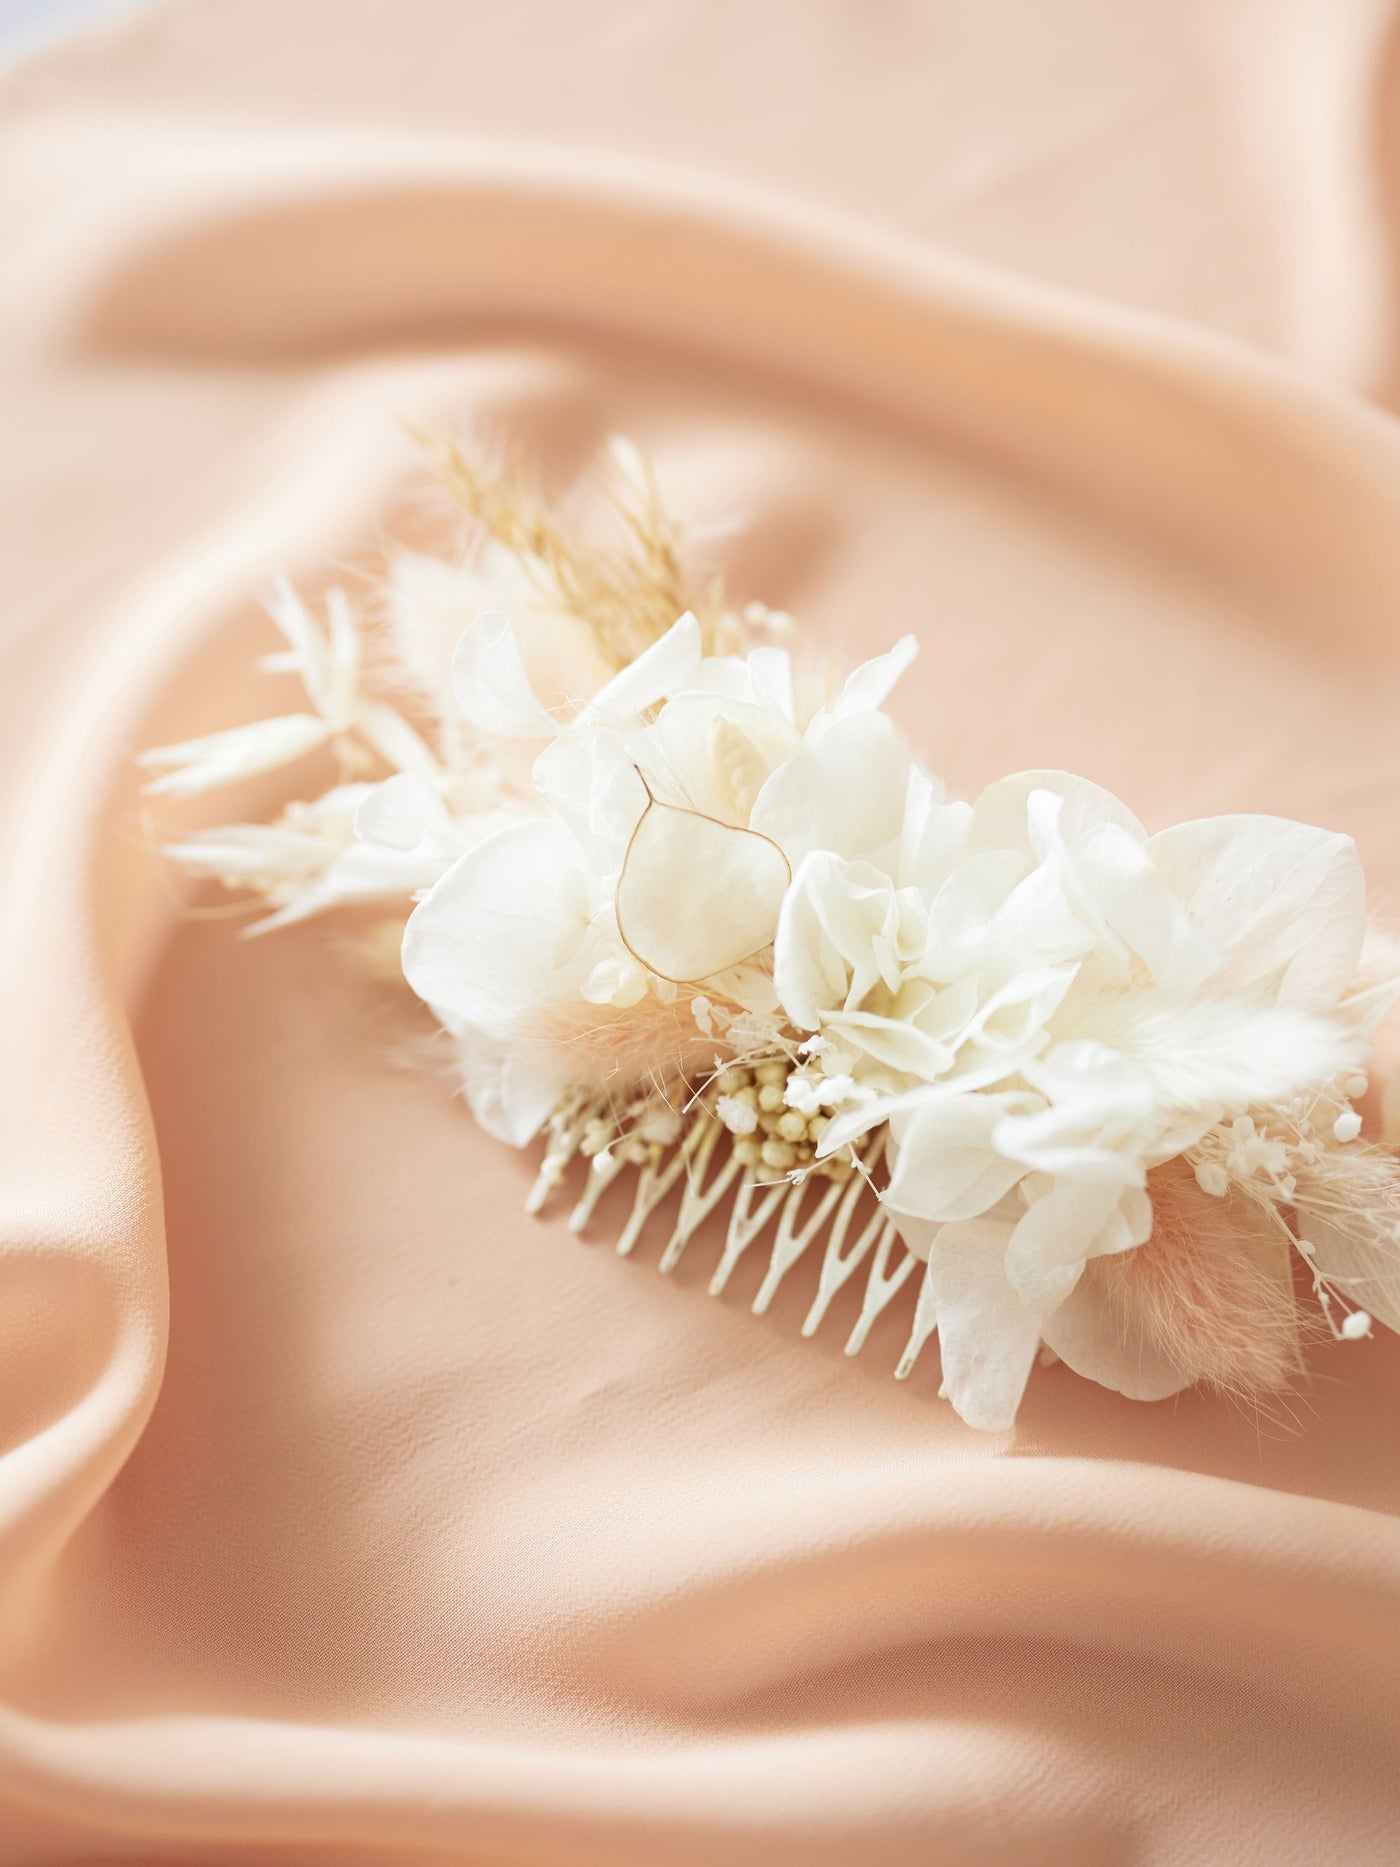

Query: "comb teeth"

xmin=528 ymin=1103 xmax=941 ymax=1380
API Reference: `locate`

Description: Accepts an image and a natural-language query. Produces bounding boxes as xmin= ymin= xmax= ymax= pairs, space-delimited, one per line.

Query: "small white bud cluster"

xmin=579 ymin=1095 xmax=682 ymax=1172
xmin=1193 ymin=1080 xmax=1369 ymax=1204
xmin=710 ymin=1060 xmax=851 ymax=1181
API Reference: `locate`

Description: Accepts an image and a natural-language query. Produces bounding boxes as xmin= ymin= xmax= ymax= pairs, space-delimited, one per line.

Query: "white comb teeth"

xmin=528 ymin=1103 xmax=940 ymax=1379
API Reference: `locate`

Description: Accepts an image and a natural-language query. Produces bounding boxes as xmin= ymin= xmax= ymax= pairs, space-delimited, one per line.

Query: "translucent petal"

xmin=615 ymin=800 xmax=790 ymax=982
xmin=820 ymin=633 xmax=918 ymax=723
xmin=1003 ymin=1181 xmax=1141 ymax=1310
xmin=402 ymin=819 xmax=592 ymax=1037
xmin=450 ymin=610 xmax=560 ymax=739
xmin=585 ymin=611 xmax=703 ymax=724
xmin=750 ymin=711 xmax=910 ymax=867
xmin=1146 ymin=814 xmax=1366 ymax=1009
xmin=632 ymin=693 xmax=798 ymax=821
xmin=883 ymin=1093 xmax=1035 ymax=1222
xmin=970 ymin=770 xmax=1144 ymax=856
xmin=1039 ymin=1274 xmax=1191 ymax=1401
xmin=923 ymin=1217 xmax=1040 ymax=1432
xmin=354 ymin=772 xmax=441 ymax=852
xmin=456 ymin=1033 xmax=575 ymax=1147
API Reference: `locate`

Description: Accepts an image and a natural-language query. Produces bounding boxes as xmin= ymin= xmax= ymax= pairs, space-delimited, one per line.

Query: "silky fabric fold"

xmin=4 ymin=4 xmax=1400 ymax=1862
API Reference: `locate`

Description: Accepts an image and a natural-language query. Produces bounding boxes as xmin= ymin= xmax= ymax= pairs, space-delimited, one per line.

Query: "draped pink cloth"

xmin=5 ymin=2 xmax=1400 ymax=1860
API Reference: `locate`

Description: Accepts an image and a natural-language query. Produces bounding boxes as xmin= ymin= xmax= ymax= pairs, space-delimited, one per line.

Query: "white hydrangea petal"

xmin=633 ymin=693 xmax=799 ymax=820
xmin=923 ymin=1218 xmax=1041 ymax=1432
xmin=1070 ymin=822 xmax=1218 ymax=993
xmin=773 ymin=852 xmax=926 ymax=1030
xmin=1146 ymin=815 xmax=1366 ymax=1009
xmin=354 ymin=771 xmax=444 ymax=852
xmin=1039 ymin=1274 xmax=1191 ymax=1402
xmin=883 ymin=1092 xmax=1035 ymax=1222
xmin=450 ymin=610 xmax=561 ymax=739
xmin=745 ymin=645 xmax=797 ymax=722
xmin=920 ymin=851 xmax=1036 ymax=981
xmin=402 ymin=819 xmax=592 ymax=1038
xmin=958 ymin=964 xmax=1077 ymax=1059
xmin=1003 ymin=1181 xmax=1147 ymax=1311
xmin=772 ymin=851 xmax=854 ymax=1031
xmin=456 ymin=1033 xmax=576 ymax=1147
xmin=898 ymin=766 xmax=973 ymax=895
xmin=584 ymin=611 xmax=703 ymax=724
xmin=996 ymin=1042 xmax=1157 ymax=1184
xmin=970 ymin=770 xmax=1145 ymax=857
xmin=818 ymin=1008 xmax=958 ymax=1080
xmin=534 ymin=732 xmax=648 ymax=874
xmin=819 ymin=634 xmax=918 ymax=724
xmin=890 ymin=1212 xmax=939 ymax=1263
xmin=616 ymin=801 xmax=790 ymax=983
xmin=750 ymin=710 xmax=910 ymax=867
xmin=986 ymin=861 xmax=1097 ymax=970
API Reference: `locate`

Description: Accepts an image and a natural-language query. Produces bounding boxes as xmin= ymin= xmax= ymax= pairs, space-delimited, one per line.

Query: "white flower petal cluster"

xmin=401 ymin=611 xmax=917 ymax=1142
xmin=397 ymin=604 xmax=1394 ymax=1429
xmin=774 ymin=769 xmax=1376 ymax=1428
xmin=148 ymin=508 xmax=1397 ymax=1432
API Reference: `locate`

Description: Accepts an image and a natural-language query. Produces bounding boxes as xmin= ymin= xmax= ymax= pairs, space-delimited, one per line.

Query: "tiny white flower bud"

xmin=1334 ymin=1110 xmax=1363 ymax=1143
xmin=1194 ymin=1160 xmax=1229 ymax=1198
xmin=715 ymin=1095 xmax=758 ymax=1136
xmin=1341 ymin=1309 xmax=1373 ymax=1340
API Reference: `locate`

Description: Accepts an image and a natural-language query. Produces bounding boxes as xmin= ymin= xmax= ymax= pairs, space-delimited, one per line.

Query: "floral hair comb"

xmin=143 ymin=437 xmax=1400 ymax=1431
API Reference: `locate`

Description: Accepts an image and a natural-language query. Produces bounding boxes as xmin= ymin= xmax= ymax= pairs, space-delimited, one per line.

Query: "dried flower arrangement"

xmin=142 ymin=437 xmax=1400 ymax=1430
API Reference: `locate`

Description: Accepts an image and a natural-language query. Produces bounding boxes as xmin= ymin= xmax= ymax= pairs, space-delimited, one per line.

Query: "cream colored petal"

xmin=354 ymin=771 xmax=442 ymax=852
xmin=450 ymin=610 xmax=560 ymax=739
xmin=970 ymin=770 xmax=1145 ymax=857
xmin=1039 ymin=1274 xmax=1192 ymax=1402
xmin=632 ymin=693 xmax=798 ymax=820
xmin=584 ymin=611 xmax=703 ymax=724
xmin=456 ymin=1033 xmax=576 ymax=1148
xmin=820 ymin=633 xmax=918 ymax=723
xmin=750 ymin=711 xmax=910 ymax=867
xmin=923 ymin=1217 xmax=1041 ymax=1432
xmin=616 ymin=800 xmax=790 ymax=983
xmin=883 ymin=1092 xmax=1035 ymax=1222
xmin=402 ymin=819 xmax=592 ymax=1037
xmin=1003 ymin=1181 xmax=1146 ymax=1311
xmin=1146 ymin=814 xmax=1366 ymax=1009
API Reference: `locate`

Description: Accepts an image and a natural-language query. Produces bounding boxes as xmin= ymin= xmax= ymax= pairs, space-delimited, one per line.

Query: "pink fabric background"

xmin=4 ymin=2 xmax=1400 ymax=1859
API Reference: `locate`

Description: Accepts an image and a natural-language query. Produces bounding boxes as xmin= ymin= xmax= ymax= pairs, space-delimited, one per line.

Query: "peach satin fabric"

xmin=5 ymin=3 xmax=1400 ymax=1861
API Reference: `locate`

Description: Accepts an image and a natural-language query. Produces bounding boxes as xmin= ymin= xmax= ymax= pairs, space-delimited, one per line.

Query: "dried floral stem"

xmin=419 ymin=429 xmax=722 ymax=667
